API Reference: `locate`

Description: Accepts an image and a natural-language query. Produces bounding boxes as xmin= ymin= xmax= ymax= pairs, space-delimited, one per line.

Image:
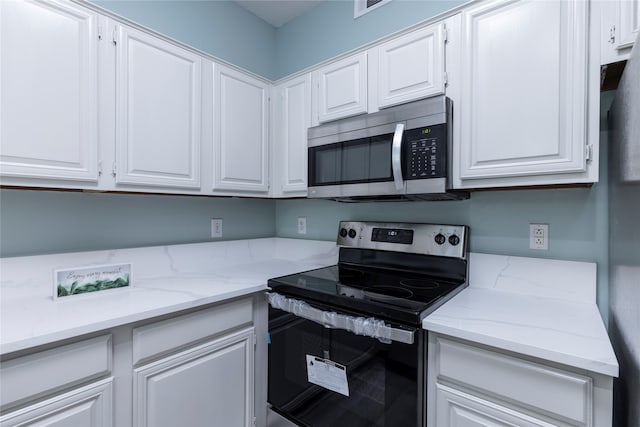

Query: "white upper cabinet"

xmin=453 ymin=0 xmax=592 ymax=188
xmin=313 ymin=52 xmax=368 ymax=124
xmin=601 ymin=0 xmax=639 ymax=64
xmin=115 ymin=25 xmax=202 ymax=189
xmin=0 ymin=0 xmax=99 ymax=182
xmin=213 ymin=64 xmax=269 ymax=193
xmin=371 ymin=22 xmax=446 ymax=110
xmin=272 ymin=74 xmax=311 ymax=197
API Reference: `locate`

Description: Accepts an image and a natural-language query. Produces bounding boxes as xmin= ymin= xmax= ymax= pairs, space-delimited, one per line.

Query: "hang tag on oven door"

xmin=306 ymin=355 xmax=350 ymax=397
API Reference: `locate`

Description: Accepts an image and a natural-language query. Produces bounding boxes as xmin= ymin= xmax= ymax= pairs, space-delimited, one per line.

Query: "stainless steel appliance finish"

xmin=307 ymin=96 xmax=468 ymax=201
xmin=267 ymin=221 xmax=469 ymax=427
xmin=337 ymin=221 xmax=467 ymax=259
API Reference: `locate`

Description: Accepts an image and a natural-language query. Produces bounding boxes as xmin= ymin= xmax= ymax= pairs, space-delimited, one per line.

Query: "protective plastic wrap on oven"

xmin=267 ymin=292 xmax=415 ymax=345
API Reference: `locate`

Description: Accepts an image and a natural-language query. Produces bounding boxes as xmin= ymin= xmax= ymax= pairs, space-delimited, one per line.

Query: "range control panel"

xmin=405 ymin=124 xmax=447 ymax=180
xmin=337 ymin=221 xmax=468 ymax=259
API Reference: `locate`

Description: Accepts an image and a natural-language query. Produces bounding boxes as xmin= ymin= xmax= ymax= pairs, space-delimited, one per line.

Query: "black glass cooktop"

xmin=268 ymin=264 xmax=466 ymax=326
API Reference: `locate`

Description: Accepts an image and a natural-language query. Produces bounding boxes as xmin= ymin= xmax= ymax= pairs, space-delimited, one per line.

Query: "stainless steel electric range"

xmin=267 ymin=221 xmax=468 ymax=427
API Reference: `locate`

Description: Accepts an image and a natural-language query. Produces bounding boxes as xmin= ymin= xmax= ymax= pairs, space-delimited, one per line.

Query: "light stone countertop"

xmin=0 ymin=238 xmax=338 ymax=355
xmin=423 ymin=253 xmax=619 ymax=377
xmin=1 ymin=240 xmax=618 ymax=379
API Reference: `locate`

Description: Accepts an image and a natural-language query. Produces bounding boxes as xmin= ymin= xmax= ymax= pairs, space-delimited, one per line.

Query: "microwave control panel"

xmin=404 ymin=124 xmax=447 ymax=179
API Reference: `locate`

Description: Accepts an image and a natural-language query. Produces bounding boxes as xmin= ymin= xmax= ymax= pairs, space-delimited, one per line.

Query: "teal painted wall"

xmin=0 ymin=190 xmax=275 ymax=257
xmin=92 ymin=0 xmax=278 ymax=79
xmin=275 ymin=0 xmax=467 ymax=78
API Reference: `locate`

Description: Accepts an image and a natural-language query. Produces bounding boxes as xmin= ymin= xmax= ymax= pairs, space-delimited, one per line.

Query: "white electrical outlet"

xmin=297 ymin=217 xmax=307 ymax=235
xmin=211 ymin=218 xmax=223 ymax=238
xmin=529 ymin=224 xmax=549 ymax=250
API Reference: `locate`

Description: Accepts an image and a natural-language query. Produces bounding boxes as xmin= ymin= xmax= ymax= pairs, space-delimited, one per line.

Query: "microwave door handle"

xmin=392 ymin=123 xmax=405 ymax=191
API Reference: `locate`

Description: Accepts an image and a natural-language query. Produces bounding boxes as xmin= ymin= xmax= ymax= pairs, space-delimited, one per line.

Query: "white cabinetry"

xmin=133 ymin=328 xmax=255 ymax=427
xmin=131 ymin=298 xmax=256 ymax=427
xmin=213 ymin=64 xmax=269 ymax=194
xmin=0 ymin=0 xmax=99 ymax=183
xmin=312 ymin=52 xmax=368 ymax=124
xmin=370 ymin=23 xmax=446 ymax=110
xmin=451 ymin=0 xmax=596 ymax=188
xmin=0 ymin=298 xmax=260 ymax=427
xmin=427 ymin=334 xmax=614 ymax=427
xmin=272 ymin=74 xmax=311 ymax=197
xmin=0 ymin=380 xmax=113 ymax=427
xmin=0 ymin=335 xmax=113 ymax=427
xmin=115 ymin=25 xmax=202 ymax=189
xmin=601 ymin=0 xmax=640 ymax=64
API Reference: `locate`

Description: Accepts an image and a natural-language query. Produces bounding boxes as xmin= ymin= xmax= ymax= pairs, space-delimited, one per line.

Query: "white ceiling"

xmin=234 ymin=0 xmax=324 ymax=28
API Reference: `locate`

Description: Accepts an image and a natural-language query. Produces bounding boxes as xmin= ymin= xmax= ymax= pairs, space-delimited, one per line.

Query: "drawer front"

xmin=0 ymin=335 xmax=112 ymax=409
xmin=132 ymin=298 xmax=252 ymax=365
xmin=434 ymin=335 xmax=592 ymax=425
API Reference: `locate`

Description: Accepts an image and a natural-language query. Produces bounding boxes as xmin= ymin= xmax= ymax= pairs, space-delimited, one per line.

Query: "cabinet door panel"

xmin=314 ymin=53 xmax=367 ymax=123
xmin=213 ymin=65 xmax=268 ymax=193
xmin=116 ymin=25 xmax=201 ymax=189
xmin=274 ymin=75 xmax=310 ymax=196
xmin=459 ymin=0 xmax=588 ymax=180
xmin=376 ymin=24 xmax=445 ymax=109
xmin=435 ymin=383 xmax=565 ymax=427
xmin=618 ymin=0 xmax=640 ymax=49
xmin=0 ymin=0 xmax=98 ymax=182
xmin=0 ymin=379 xmax=112 ymax=427
xmin=134 ymin=328 xmax=255 ymax=427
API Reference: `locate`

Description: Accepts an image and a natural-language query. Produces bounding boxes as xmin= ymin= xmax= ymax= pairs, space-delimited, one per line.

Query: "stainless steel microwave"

xmin=307 ymin=96 xmax=468 ymax=201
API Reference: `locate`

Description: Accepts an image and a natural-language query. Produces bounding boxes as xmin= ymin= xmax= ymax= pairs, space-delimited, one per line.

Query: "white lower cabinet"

xmin=435 ymin=383 xmax=559 ymax=427
xmin=133 ymin=328 xmax=255 ymax=427
xmin=0 ymin=335 xmax=113 ymax=427
xmin=427 ymin=333 xmax=614 ymax=427
xmin=0 ymin=379 xmax=113 ymax=427
xmin=0 ymin=297 xmax=260 ymax=427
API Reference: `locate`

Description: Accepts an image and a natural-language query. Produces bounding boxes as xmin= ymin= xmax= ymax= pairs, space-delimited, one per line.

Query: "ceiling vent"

xmin=354 ymin=0 xmax=392 ymax=19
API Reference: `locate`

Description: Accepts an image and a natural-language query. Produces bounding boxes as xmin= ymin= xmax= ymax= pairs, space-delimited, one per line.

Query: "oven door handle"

xmin=391 ymin=123 xmax=405 ymax=191
xmin=268 ymin=292 xmax=415 ymax=345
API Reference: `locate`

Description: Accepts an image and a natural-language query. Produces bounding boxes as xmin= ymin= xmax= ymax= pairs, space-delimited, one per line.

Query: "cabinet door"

xmin=213 ymin=65 xmax=269 ymax=193
xmin=0 ymin=0 xmax=98 ymax=182
xmin=273 ymin=74 xmax=311 ymax=196
xmin=374 ymin=23 xmax=445 ymax=109
xmin=618 ymin=0 xmax=640 ymax=50
xmin=116 ymin=25 xmax=201 ymax=189
xmin=133 ymin=327 xmax=255 ymax=427
xmin=458 ymin=0 xmax=588 ymax=182
xmin=313 ymin=52 xmax=368 ymax=123
xmin=0 ymin=379 xmax=112 ymax=427
xmin=434 ymin=383 xmax=566 ymax=427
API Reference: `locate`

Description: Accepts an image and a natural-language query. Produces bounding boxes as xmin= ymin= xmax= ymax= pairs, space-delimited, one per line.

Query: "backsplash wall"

xmin=0 ymin=190 xmax=276 ymax=257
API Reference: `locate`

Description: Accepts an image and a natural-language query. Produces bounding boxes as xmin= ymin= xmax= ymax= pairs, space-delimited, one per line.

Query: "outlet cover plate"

xmin=529 ymin=223 xmax=549 ymax=250
xmin=297 ymin=217 xmax=307 ymax=235
xmin=211 ymin=218 xmax=223 ymax=238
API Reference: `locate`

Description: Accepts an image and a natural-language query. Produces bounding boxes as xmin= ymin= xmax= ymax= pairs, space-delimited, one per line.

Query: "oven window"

xmin=268 ymin=307 xmax=424 ymax=427
xmin=308 ymin=135 xmax=393 ymax=187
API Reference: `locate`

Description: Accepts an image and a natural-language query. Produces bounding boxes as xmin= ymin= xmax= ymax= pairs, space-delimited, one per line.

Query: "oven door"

xmin=307 ymin=123 xmax=407 ymax=199
xmin=268 ymin=300 xmax=425 ymax=427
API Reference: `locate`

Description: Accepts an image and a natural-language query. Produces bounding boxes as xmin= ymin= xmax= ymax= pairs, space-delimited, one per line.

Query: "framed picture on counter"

xmin=54 ymin=263 xmax=132 ymax=299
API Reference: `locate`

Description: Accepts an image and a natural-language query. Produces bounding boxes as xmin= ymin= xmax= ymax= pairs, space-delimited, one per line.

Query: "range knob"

xmin=339 ymin=228 xmax=348 ymax=238
xmin=348 ymin=229 xmax=357 ymax=239
xmin=448 ymin=234 xmax=460 ymax=246
xmin=434 ymin=233 xmax=446 ymax=245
